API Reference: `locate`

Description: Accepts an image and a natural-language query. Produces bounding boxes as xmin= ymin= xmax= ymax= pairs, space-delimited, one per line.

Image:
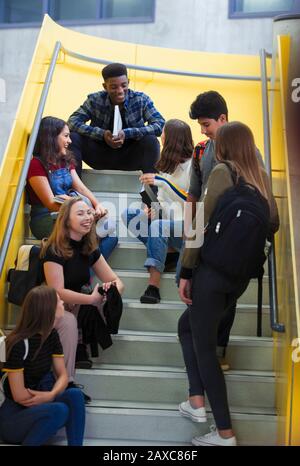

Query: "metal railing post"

xmin=0 ymin=41 xmax=62 ymax=273
xmin=260 ymin=48 xmax=285 ymax=334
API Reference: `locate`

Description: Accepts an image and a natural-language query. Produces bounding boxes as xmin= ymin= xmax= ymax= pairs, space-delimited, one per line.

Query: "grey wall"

xmin=0 ymin=0 xmax=274 ymax=160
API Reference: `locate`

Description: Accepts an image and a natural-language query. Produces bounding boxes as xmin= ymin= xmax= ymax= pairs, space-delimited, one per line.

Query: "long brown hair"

xmin=215 ymin=122 xmax=268 ymax=200
xmin=33 ymin=116 xmax=76 ymax=168
xmin=156 ymin=119 xmax=194 ymax=174
xmin=6 ymin=286 xmax=57 ymax=360
xmin=40 ymin=197 xmax=98 ymax=259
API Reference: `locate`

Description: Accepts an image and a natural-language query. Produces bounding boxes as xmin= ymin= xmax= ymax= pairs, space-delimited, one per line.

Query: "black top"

xmin=42 ymin=239 xmax=101 ymax=292
xmin=2 ymin=329 xmax=63 ymax=400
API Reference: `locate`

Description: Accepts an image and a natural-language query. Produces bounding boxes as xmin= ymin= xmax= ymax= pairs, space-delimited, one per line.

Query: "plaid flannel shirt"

xmin=68 ymin=89 xmax=165 ymax=142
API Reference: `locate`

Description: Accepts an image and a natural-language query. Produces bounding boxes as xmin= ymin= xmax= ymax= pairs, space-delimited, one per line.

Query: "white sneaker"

xmin=192 ymin=425 xmax=237 ymax=446
xmin=179 ymin=400 xmax=207 ymax=423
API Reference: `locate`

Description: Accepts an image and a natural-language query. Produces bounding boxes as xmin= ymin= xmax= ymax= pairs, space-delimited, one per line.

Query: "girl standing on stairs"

xmin=0 ymin=285 xmax=85 ymax=446
xmin=121 ymin=119 xmax=194 ymax=304
xmin=26 ymin=116 xmax=118 ymax=260
xmin=178 ymin=122 xmax=279 ymax=446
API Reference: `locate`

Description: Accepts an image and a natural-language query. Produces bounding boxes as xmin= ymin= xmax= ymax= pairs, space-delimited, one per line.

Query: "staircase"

xmin=8 ymin=169 xmax=277 ymax=446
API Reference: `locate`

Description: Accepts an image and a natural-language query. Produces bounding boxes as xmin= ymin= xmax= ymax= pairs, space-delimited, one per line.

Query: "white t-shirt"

xmin=155 ymin=159 xmax=191 ymax=222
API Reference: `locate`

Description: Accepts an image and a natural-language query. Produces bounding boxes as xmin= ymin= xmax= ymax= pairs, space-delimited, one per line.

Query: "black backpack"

xmin=201 ymin=169 xmax=270 ymax=336
xmin=7 ymin=245 xmax=43 ymax=306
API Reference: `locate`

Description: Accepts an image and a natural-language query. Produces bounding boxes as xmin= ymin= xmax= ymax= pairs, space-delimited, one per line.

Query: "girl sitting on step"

xmin=26 ymin=116 xmax=118 ymax=260
xmin=121 ymin=119 xmax=194 ymax=304
xmin=40 ymin=197 xmax=124 ymax=382
xmin=0 ymin=285 xmax=85 ymax=446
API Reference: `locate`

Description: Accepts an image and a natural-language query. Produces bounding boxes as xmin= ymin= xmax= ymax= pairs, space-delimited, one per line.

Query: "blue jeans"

xmin=122 ymin=208 xmax=183 ymax=273
xmin=0 ymin=388 xmax=85 ymax=446
xmin=100 ymin=235 xmax=118 ymax=260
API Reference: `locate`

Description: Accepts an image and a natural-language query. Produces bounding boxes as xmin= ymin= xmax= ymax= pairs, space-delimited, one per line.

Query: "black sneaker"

xmin=67 ymin=381 xmax=92 ymax=404
xmin=75 ymin=343 xmax=93 ymax=369
xmin=140 ymin=285 xmax=161 ymax=304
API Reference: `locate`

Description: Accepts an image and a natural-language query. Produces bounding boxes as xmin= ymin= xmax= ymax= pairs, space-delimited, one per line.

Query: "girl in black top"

xmin=0 ymin=285 xmax=85 ymax=446
xmin=40 ymin=197 xmax=124 ymax=370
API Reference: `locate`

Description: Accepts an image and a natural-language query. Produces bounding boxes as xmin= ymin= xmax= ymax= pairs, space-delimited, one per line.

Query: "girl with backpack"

xmin=26 ymin=116 xmax=117 ymax=260
xmin=0 ymin=285 xmax=85 ymax=446
xmin=121 ymin=119 xmax=194 ymax=304
xmin=178 ymin=122 xmax=279 ymax=446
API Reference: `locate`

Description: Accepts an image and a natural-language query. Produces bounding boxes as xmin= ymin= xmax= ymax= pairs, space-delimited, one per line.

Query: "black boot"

xmin=75 ymin=343 xmax=93 ymax=369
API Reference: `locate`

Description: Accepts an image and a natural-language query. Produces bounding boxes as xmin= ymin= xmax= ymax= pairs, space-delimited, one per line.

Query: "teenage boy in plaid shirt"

xmin=68 ymin=63 xmax=165 ymax=177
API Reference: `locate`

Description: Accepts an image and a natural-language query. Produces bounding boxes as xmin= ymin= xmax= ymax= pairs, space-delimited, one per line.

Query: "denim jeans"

xmin=122 ymin=208 xmax=183 ymax=273
xmin=0 ymin=388 xmax=85 ymax=446
xmin=100 ymin=235 xmax=118 ymax=260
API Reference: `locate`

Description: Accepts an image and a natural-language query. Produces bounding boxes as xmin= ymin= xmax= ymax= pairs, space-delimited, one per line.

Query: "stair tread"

xmin=53 ymin=438 xmax=190 ymax=446
xmin=24 ymin=238 xmax=144 ymax=248
xmin=78 ymin=363 xmax=275 ymax=379
xmin=113 ymin=329 xmax=273 ymax=345
xmin=82 ymin=169 xmax=141 ymax=176
xmin=83 ymin=400 xmax=277 ymax=418
xmin=122 ymin=298 xmax=270 ymax=311
xmin=113 ymin=269 xmax=270 ymax=280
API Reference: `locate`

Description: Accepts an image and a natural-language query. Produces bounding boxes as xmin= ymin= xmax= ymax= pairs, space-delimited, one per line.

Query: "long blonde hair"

xmin=215 ymin=122 xmax=268 ymax=200
xmin=40 ymin=197 xmax=98 ymax=259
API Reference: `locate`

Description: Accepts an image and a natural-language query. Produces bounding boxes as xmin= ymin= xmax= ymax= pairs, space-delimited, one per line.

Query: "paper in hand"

xmin=112 ymin=105 xmax=122 ymax=137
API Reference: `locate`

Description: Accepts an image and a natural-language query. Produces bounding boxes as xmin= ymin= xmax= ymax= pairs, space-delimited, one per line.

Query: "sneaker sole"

xmin=179 ymin=405 xmax=207 ymax=423
xmin=191 ymin=437 xmax=237 ymax=447
xmin=140 ymin=296 xmax=160 ymax=304
xmin=191 ymin=438 xmax=215 ymax=446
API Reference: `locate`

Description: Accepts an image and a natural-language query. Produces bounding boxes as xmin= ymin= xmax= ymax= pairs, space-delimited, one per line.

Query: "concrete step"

xmin=67 ymin=400 xmax=277 ymax=446
xmin=53 ymin=437 xmax=189 ymax=446
xmin=95 ymin=270 xmax=270 ymax=305
xmin=92 ymin=331 xmax=273 ymax=372
xmin=120 ymin=299 xmax=272 ymax=337
xmin=6 ymin=297 xmax=271 ymax=338
xmin=75 ymin=364 xmax=275 ymax=408
xmin=82 ymin=169 xmax=141 ymax=194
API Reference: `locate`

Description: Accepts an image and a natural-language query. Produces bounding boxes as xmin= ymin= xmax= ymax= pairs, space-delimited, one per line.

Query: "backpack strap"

xmin=219 ymin=161 xmax=239 ymax=185
xmin=193 ymin=140 xmax=208 ymax=162
xmin=256 ymin=273 xmax=263 ymax=337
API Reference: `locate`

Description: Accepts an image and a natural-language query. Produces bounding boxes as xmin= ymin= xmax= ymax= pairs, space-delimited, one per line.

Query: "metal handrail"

xmin=62 ymin=46 xmax=268 ymax=82
xmin=0 ymin=41 xmax=62 ymax=274
xmin=260 ymin=48 xmax=285 ymax=334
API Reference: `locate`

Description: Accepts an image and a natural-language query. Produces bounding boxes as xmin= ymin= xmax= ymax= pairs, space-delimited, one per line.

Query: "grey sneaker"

xmin=192 ymin=425 xmax=237 ymax=446
xmin=179 ymin=400 xmax=207 ymax=423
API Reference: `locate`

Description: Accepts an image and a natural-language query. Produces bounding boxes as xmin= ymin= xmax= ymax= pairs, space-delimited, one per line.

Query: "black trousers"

xmin=178 ymin=263 xmax=249 ymax=430
xmin=70 ymin=132 xmax=160 ymax=177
